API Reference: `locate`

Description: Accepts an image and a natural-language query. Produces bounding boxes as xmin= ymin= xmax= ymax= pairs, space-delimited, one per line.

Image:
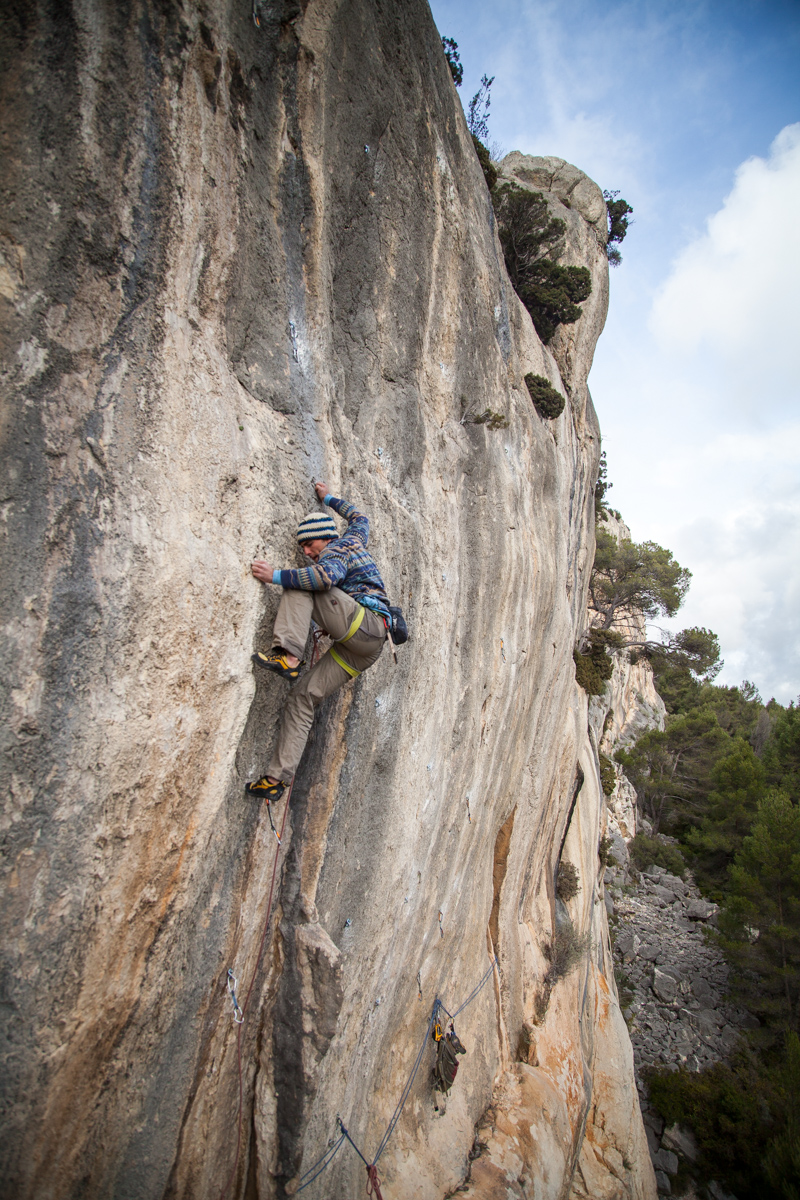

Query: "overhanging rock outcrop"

xmin=0 ymin=2 xmax=654 ymax=1198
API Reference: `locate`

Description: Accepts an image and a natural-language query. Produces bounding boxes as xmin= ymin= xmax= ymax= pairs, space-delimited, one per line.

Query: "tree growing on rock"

xmin=441 ymin=36 xmax=463 ymax=87
xmin=492 ymin=182 xmax=593 ymax=343
xmin=589 ymin=526 xmax=692 ymax=632
xmin=603 ymin=190 xmax=633 ymax=266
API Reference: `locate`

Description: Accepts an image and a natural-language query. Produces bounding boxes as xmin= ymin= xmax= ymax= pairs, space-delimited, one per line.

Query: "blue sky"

xmin=429 ymin=0 xmax=800 ymax=703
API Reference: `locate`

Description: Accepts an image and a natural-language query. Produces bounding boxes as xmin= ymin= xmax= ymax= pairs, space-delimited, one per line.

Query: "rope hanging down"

xmin=295 ymin=957 xmax=499 ymax=1195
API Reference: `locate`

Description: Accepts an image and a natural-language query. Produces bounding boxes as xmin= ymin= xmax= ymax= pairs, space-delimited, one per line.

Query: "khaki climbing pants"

xmin=266 ymin=587 xmax=387 ymax=782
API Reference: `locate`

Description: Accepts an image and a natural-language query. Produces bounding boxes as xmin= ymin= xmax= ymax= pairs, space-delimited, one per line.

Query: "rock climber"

xmin=246 ymin=481 xmax=389 ymax=804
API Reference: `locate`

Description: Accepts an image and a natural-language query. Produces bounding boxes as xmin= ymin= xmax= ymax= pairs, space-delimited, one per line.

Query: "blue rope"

xmin=339 ymin=1120 xmax=370 ymax=1167
xmin=450 ymin=957 xmax=498 ymax=1020
xmin=296 ymin=958 xmax=499 ymax=1190
xmin=296 ymin=1131 xmax=346 ymax=1191
xmin=373 ymin=1002 xmax=441 ymax=1164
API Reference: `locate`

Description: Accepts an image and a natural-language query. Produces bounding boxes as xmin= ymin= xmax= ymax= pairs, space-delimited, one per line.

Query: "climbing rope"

xmin=295 ymin=957 xmax=499 ymax=1195
xmin=440 ymin=956 xmax=498 ymax=1021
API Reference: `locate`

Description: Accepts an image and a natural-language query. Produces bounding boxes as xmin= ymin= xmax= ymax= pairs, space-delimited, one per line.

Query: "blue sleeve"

xmin=326 ymin=496 xmax=369 ymax=546
xmin=277 ymin=552 xmax=347 ymax=591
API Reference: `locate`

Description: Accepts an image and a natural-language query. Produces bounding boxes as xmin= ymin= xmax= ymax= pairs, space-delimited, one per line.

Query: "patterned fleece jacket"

xmin=272 ymin=496 xmax=390 ymax=618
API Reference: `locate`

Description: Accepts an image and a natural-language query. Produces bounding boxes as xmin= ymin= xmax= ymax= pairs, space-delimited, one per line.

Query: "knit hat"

xmin=296 ymin=511 xmax=338 ymax=544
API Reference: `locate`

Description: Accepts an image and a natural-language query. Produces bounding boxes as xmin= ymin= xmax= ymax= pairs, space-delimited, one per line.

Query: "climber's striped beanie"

xmin=296 ymin=511 xmax=338 ymax=544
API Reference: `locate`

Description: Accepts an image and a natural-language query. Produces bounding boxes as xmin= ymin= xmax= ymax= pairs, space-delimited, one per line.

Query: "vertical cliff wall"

xmin=0 ymin=1 xmax=654 ymax=1197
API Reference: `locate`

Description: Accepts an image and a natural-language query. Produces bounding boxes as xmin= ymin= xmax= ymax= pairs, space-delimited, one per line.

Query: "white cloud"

xmin=650 ymin=123 xmax=800 ymax=415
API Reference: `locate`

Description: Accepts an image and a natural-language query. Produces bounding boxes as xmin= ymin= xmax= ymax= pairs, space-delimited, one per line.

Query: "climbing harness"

xmin=338 ymin=605 xmax=365 ymax=644
xmin=329 ymin=646 xmax=361 ymax=678
xmin=293 ymin=958 xmax=499 ymax=1194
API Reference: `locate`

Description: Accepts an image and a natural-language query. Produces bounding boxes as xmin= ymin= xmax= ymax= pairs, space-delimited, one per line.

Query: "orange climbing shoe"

xmin=245 ymin=777 xmax=288 ymax=803
xmin=252 ymin=650 xmax=304 ymax=680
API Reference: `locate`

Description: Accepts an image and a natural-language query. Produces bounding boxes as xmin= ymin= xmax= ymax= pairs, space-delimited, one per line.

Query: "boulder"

xmin=661 ymin=1123 xmax=699 ymax=1163
xmin=709 ymin=1182 xmax=739 ymax=1200
xmin=652 ymin=1148 xmax=679 ymax=1175
xmin=686 ymin=899 xmax=717 ymax=921
xmin=662 ymin=874 xmax=686 ymax=896
xmin=654 ymin=1169 xmax=671 ymax=1194
xmin=617 ymin=931 xmax=641 ymax=962
xmin=651 ymin=884 xmax=676 ymax=903
xmin=652 ymin=969 xmax=678 ymax=1003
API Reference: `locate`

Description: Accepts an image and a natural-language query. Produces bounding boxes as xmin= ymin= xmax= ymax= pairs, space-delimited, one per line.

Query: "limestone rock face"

xmin=0 ymin=3 xmax=653 ymax=1199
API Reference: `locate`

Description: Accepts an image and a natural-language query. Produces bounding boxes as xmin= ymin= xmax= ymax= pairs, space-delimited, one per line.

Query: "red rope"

xmin=366 ymin=1164 xmax=384 ymax=1200
xmin=220 ymin=782 xmax=292 ymax=1200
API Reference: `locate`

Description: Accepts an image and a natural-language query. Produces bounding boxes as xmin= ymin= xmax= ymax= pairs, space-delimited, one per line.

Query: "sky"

xmin=429 ymin=0 xmax=800 ymax=704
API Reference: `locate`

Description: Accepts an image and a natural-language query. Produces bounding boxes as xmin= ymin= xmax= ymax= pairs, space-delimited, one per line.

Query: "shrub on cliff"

xmin=595 ymin=449 xmax=612 ymax=515
xmin=534 ymin=925 xmax=591 ymax=1022
xmin=492 ymin=182 xmax=592 ymax=343
xmin=573 ymin=629 xmax=624 ymax=695
xmin=599 ymin=753 xmax=616 ymax=797
xmin=441 ymin=36 xmax=463 ymax=87
xmin=472 ymin=135 xmax=498 ymax=191
xmin=603 ymin=190 xmax=633 ymax=266
xmin=524 ymin=373 xmax=565 ymax=419
xmin=556 ymin=860 xmax=581 ymax=901
xmin=466 ymin=74 xmax=493 ymax=142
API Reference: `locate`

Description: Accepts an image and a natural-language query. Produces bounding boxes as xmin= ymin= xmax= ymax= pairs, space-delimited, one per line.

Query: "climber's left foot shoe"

xmin=245 ymin=777 xmax=288 ymax=803
xmin=252 ymin=650 xmax=303 ymax=680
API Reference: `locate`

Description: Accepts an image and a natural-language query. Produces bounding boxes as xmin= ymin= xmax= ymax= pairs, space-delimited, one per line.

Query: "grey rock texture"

xmin=0 ymin=3 xmax=654 ymax=1199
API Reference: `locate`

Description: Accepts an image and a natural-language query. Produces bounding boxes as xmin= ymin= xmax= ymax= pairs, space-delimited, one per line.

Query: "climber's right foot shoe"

xmin=245 ymin=777 xmax=288 ymax=804
xmin=252 ymin=650 xmax=303 ymax=680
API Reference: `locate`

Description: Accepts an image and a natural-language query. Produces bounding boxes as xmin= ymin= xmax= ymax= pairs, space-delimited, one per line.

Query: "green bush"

xmin=524 ymin=373 xmax=565 ymax=420
xmin=472 ymin=135 xmax=497 ymax=191
xmin=646 ymin=1050 xmax=790 ymax=1200
xmin=573 ymin=629 xmax=624 ymax=695
xmin=598 ymin=832 xmax=618 ymax=867
xmin=628 ymin=833 xmax=685 ymax=878
xmin=473 ymin=408 xmax=508 ymax=429
xmin=492 ymin=182 xmax=592 ymax=343
xmin=599 ymin=754 xmax=616 ymax=797
xmin=441 ymin=36 xmax=463 ymax=87
xmin=519 ymin=258 xmax=592 ymax=343
xmin=534 ymin=924 xmax=590 ymax=1022
xmin=603 ymin=190 xmax=633 ymax=266
xmin=544 ymin=923 xmax=588 ymax=977
xmin=557 ymin=860 xmax=581 ymax=901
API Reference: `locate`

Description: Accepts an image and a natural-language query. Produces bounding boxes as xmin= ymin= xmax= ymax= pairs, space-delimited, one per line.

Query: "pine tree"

xmin=720 ymin=791 xmax=800 ymax=1031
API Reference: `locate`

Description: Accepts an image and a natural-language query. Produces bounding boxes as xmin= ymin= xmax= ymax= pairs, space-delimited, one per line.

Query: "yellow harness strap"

xmin=329 ymin=646 xmax=360 ymax=678
xmin=337 ymin=605 xmax=365 ymax=644
xmin=329 ymin=605 xmax=368 ymax=677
